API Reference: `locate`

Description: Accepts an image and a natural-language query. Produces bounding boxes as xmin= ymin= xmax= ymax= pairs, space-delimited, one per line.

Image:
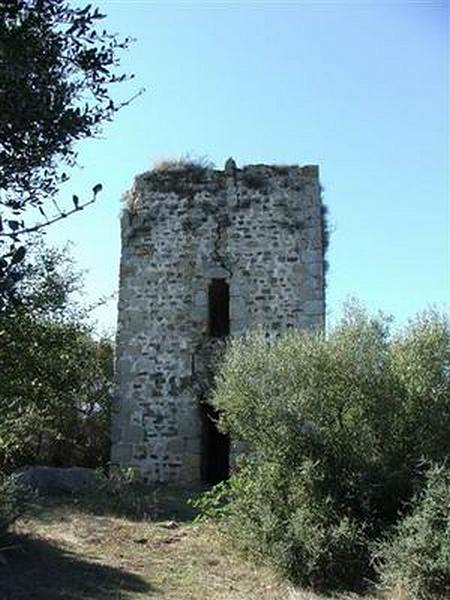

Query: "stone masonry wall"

xmin=112 ymin=160 xmax=325 ymax=483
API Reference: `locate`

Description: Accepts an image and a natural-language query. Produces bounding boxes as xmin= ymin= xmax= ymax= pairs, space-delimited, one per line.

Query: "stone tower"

xmin=112 ymin=160 xmax=326 ymax=483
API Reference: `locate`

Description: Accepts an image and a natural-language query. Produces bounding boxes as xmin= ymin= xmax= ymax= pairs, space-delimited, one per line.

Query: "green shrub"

xmin=375 ymin=463 xmax=450 ymax=600
xmin=204 ymin=460 xmax=370 ymax=590
xmin=95 ymin=467 xmax=158 ymax=519
xmin=60 ymin=467 xmax=161 ymax=520
xmin=0 ymin=245 xmax=114 ymax=472
xmin=200 ymin=304 xmax=450 ymax=591
xmin=0 ymin=476 xmax=35 ymax=538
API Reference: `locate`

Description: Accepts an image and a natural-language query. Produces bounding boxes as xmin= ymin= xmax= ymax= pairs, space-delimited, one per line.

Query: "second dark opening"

xmin=208 ymin=279 xmax=230 ymax=338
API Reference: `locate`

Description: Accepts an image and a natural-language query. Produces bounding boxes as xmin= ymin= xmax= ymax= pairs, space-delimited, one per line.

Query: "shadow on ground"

xmin=34 ymin=483 xmax=209 ymax=524
xmin=0 ymin=532 xmax=156 ymax=600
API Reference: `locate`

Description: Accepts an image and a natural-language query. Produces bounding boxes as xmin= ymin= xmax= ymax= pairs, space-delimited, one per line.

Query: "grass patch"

xmin=0 ymin=488 xmax=379 ymax=599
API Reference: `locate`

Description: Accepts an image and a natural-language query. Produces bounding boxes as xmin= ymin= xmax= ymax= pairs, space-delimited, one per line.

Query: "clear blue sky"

xmin=46 ymin=0 xmax=449 ymax=335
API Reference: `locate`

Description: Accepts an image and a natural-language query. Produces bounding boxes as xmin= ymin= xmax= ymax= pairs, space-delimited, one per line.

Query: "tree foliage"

xmin=200 ymin=304 xmax=450 ymax=593
xmin=0 ymin=0 xmax=140 ymax=304
xmin=0 ymin=244 xmax=114 ymax=472
xmin=375 ymin=463 xmax=450 ymax=600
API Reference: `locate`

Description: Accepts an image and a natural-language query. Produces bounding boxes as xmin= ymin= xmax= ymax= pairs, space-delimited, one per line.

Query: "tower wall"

xmin=112 ymin=162 xmax=325 ymax=483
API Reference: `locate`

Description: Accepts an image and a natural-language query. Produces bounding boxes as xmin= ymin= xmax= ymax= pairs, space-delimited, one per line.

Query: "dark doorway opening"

xmin=208 ymin=279 xmax=230 ymax=337
xmin=200 ymin=402 xmax=230 ymax=484
xmin=200 ymin=278 xmax=230 ymax=483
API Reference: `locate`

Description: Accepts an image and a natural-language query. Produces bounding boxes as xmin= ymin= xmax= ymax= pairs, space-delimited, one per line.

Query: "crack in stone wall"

xmin=212 ymin=214 xmax=233 ymax=278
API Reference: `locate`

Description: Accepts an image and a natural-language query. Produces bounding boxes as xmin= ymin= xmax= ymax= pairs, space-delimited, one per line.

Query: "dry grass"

xmin=0 ymin=495 xmax=382 ymax=600
xmin=152 ymin=154 xmax=214 ymax=172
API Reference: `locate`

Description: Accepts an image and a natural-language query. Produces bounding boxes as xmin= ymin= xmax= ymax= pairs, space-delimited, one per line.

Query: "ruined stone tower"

xmin=112 ymin=160 xmax=326 ymax=483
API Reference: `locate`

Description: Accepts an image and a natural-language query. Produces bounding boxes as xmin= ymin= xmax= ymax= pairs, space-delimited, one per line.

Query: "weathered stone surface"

xmin=113 ymin=160 xmax=326 ymax=483
xmin=12 ymin=466 xmax=104 ymax=495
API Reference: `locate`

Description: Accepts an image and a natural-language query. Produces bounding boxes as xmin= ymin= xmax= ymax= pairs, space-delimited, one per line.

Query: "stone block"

xmin=194 ymin=291 xmax=208 ymax=306
xmin=303 ymin=299 xmax=324 ymax=315
xmin=167 ymin=437 xmax=186 ymax=454
xmin=111 ymin=443 xmax=133 ymax=464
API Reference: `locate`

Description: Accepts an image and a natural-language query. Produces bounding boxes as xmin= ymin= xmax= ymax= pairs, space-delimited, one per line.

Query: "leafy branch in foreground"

xmin=0 ymin=0 xmax=143 ymax=300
